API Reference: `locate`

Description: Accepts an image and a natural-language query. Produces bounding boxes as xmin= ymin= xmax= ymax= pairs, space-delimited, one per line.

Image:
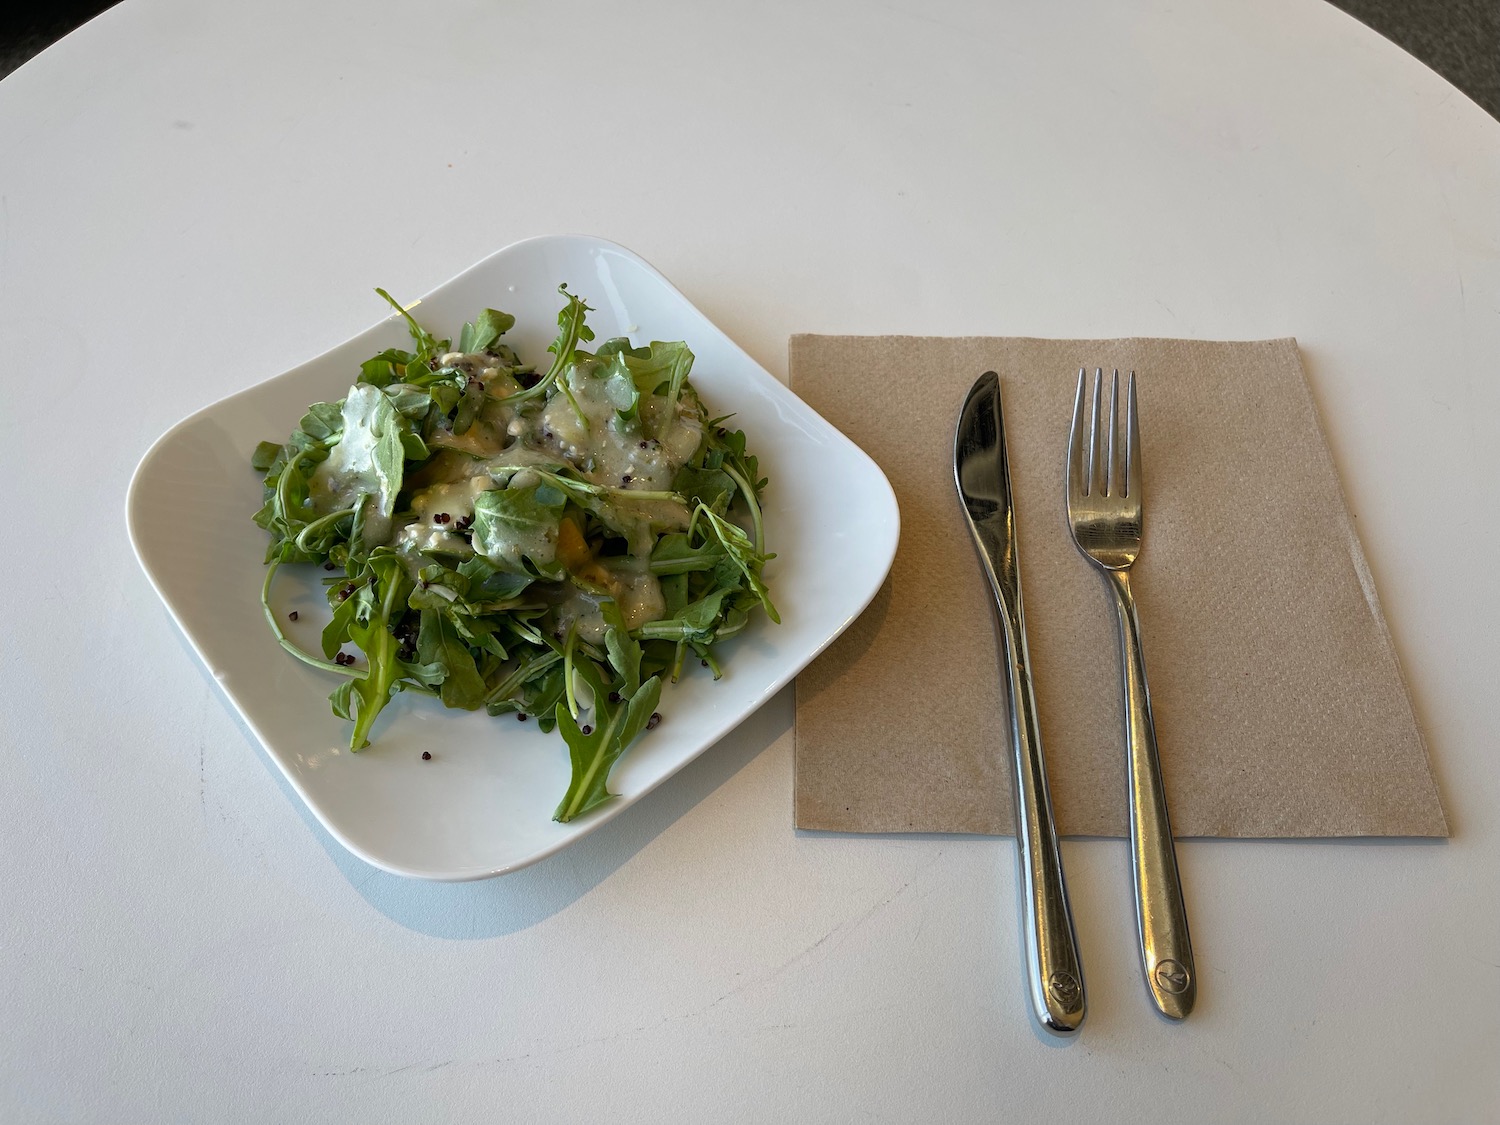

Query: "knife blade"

xmin=954 ymin=369 xmax=1086 ymax=1037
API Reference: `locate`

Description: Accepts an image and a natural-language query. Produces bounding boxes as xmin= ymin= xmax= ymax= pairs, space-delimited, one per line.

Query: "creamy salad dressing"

xmin=410 ymin=476 xmax=492 ymax=522
xmin=308 ymin=384 xmax=396 ymax=545
xmin=540 ymin=365 xmax=705 ymax=492
xmin=323 ymin=346 xmax=711 ymax=630
xmin=552 ymin=568 xmax=666 ymax=644
xmin=393 ymin=521 xmax=471 ymax=558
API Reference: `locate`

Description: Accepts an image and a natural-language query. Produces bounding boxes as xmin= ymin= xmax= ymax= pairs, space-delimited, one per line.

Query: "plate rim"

xmin=125 ymin=233 xmax=900 ymax=880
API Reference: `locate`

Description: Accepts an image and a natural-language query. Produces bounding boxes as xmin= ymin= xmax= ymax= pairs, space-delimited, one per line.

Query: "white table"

xmin=3 ymin=1 xmax=1497 ymax=1120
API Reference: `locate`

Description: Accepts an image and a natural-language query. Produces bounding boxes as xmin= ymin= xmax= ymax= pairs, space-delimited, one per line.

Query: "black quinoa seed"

xmin=339 ymin=584 xmax=354 ymax=600
xmin=421 ymin=751 xmax=432 ymax=761
xmin=434 ymin=512 xmax=451 ymax=525
xmin=621 ymin=474 xmax=633 ymax=485
xmin=323 ymin=562 xmax=336 ymax=571
xmin=701 ymin=659 xmax=709 ymax=667
xmin=517 ymin=713 xmax=528 ymax=722
xmin=646 ymin=712 xmax=662 ymax=730
xmin=288 ymin=611 xmax=299 ymax=621
xmin=581 ymin=725 xmax=593 ymax=736
xmin=608 ymin=691 xmax=621 ymax=704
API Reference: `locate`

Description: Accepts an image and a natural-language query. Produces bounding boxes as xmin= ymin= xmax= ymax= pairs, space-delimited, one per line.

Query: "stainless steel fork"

xmin=1065 ymin=368 xmax=1196 ymax=1020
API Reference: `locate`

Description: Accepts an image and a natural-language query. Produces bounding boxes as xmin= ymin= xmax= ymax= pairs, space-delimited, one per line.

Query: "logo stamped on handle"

xmin=1047 ymin=970 xmax=1081 ymax=1008
xmin=1154 ymin=959 xmax=1190 ymax=994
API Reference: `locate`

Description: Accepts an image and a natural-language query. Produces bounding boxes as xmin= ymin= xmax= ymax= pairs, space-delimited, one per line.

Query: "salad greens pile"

xmin=251 ymin=286 xmax=776 ymax=822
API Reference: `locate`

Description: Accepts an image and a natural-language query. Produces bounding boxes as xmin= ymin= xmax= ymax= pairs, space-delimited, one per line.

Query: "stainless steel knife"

xmin=954 ymin=369 xmax=1086 ymax=1037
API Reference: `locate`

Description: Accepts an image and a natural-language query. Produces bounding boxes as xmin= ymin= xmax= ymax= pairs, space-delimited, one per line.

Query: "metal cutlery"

xmin=1065 ymin=368 xmax=1195 ymax=1020
xmin=955 ymin=370 xmax=1087 ymax=1037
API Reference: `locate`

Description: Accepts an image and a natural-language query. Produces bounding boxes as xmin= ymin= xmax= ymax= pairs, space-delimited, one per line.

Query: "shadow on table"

xmin=326 ymin=698 xmax=786 ymax=938
xmin=190 ymin=607 xmax=789 ymax=937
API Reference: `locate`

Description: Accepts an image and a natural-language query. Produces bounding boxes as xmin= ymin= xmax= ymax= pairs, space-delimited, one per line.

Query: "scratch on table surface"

xmin=476 ymin=883 xmax=920 ymax=1069
xmin=722 ymin=880 xmax=915 ymax=1000
xmin=1186 ymin=1037 xmax=1251 ymax=1087
xmin=314 ymin=1060 xmax=453 ymax=1080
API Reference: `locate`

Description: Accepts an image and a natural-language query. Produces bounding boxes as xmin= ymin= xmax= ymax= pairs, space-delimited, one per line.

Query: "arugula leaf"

xmin=417 ymin=608 xmax=488 ymax=710
xmin=601 ymin=600 xmax=642 ymax=698
xmin=450 ymin=376 xmax=486 ymax=436
xmin=471 ymin=481 xmax=567 ymax=576
xmin=320 ymin=384 xmax=406 ymax=539
xmin=596 ymin=338 xmax=652 ymax=360
xmin=524 ymin=666 xmax=569 ymax=732
xmin=359 ymin=347 xmax=413 ymax=388
xmin=329 ymin=678 xmax=357 ymax=721
xmin=605 ymin=340 xmax=694 ymax=409
xmin=457 ymin=555 xmax=536 ymax=602
xmin=450 ymin=612 xmax=508 ymax=660
xmin=251 ymin=441 xmax=282 ymax=473
xmin=346 ymin=550 xmax=414 ymax=749
xmin=253 ymin=446 xmax=331 ymax=565
xmin=484 ymin=649 xmax=563 ymax=713
xmin=703 ymin=425 xmax=767 ymax=553
xmin=635 ymin=588 xmax=730 ymax=644
xmin=649 ymin=532 xmax=725 ymax=575
xmin=693 ymin=505 xmax=779 ymax=623
xmin=321 ymin=579 xmax=363 ymax=658
xmin=386 ymin=386 xmax=431 ymax=420
xmin=672 ymin=466 xmax=735 ymax=512
xmin=458 ymin=308 xmax=516 ymax=354
xmin=553 ymin=669 xmax=663 ymax=822
xmin=374 ymin=288 xmax=446 ymax=363
xmin=660 ymin=572 xmax=689 ymax=617
xmin=493 ymin=285 xmax=594 ymax=406
xmin=298 ymin=401 xmax=345 ymax=442
xmin=605 ymin=364 xmax=641 ymax=425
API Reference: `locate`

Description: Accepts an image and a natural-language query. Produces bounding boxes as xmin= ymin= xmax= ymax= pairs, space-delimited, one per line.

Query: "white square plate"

xmin=127 ymin=235 xmax=898 ymax=880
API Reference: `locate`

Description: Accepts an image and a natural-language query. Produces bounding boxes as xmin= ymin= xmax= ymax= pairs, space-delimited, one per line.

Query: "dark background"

xmin=2 ymin=0 xmax=1497 ymax=120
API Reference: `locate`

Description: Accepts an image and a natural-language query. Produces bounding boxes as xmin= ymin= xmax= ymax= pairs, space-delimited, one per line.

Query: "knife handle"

xmin=997 ymin=607 xmax=1087 ymax=1036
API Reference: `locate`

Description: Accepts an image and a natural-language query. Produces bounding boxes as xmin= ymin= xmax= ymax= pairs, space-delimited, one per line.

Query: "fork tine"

xmin=1108 ymin=369 xmax=1123 ymax=497
xmin=1089 ymin=368 xmax=1105 ymax=497
xmin=1067 ymin=368 xmax=1087 ymax=498
xmin=1126 ymin=370 xmax=1140 ymax=500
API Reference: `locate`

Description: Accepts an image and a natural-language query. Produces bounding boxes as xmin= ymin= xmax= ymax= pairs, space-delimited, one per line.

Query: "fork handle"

xmin=1104 ymin=568 xmax=1197 ymax=1020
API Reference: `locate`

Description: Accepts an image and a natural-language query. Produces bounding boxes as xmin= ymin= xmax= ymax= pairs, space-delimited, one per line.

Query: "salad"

xmin=251 ymin=286 xmax=777 ymax=822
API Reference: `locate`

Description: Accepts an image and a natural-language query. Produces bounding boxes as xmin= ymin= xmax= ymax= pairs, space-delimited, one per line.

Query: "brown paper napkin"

xmin=790 ymin=336 xmax=1447 ymax=838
